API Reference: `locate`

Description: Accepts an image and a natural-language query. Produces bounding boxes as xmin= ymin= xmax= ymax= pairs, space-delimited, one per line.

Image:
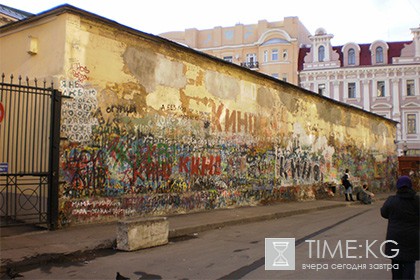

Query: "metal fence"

xmin=0 ymin=74 xmax=61 ymax=229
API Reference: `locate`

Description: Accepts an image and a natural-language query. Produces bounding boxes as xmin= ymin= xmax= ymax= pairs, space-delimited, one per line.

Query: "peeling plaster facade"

xmin=0 ymin=5 xmax=398 ymax=226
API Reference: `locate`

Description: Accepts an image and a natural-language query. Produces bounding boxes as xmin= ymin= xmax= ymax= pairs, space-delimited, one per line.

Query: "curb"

xmin=1 ymin=202 xmax=350 ymax=273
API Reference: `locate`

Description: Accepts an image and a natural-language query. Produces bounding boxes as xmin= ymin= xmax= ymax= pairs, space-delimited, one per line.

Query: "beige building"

xmin=160 ymin=17 xmax=312 ymax=85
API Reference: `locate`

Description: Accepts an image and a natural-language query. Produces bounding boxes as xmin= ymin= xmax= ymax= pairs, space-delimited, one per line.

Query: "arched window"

xmin=318 ymin=46 xmax=325 ymax=62
xmin=376 ymin=47 xmax=383 ymax=63
xmin=348 ymin=48 xmax=355 ymax=65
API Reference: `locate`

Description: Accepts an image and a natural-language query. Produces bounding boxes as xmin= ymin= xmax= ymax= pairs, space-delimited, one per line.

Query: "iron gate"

xmin=0 ymin=74 xmax=61 ymax=229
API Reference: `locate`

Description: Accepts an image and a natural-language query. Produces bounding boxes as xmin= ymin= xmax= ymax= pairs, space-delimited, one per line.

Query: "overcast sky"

xmin=2 ymin=0 xmax=419 ymax=45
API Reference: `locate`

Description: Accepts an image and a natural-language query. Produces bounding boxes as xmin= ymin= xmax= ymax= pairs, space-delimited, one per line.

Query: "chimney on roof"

xmin=411 ymin=26 xmax=420 ymax=57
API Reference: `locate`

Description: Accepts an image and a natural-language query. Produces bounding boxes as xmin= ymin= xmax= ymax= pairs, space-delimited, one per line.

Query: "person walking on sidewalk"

xmin=381 ymin=176 xmax=419 ymax=280
xmin=341 ymin=169 xmax=354 ymax=201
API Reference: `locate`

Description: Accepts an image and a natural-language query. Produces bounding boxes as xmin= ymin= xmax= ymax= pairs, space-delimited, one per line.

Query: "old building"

xmin=160 ymin=17 xmax=312 ymax=86
xmin=1 ymin=5 xmax=397 ymax=227
xmin=0 ymin=4 xmax=32 ymax=26
xmin=299 ymin=27 xmax=420 ymax=156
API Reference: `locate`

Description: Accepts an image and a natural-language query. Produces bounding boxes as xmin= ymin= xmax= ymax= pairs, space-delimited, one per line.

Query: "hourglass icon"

xmin=272 ymin=241 xmax=289 ymax=266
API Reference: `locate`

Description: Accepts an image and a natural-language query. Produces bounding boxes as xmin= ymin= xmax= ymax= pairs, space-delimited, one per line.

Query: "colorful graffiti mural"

xmin=59 ymin=89 xmax=395 ymax=225
xmin=56 ymin=34 xmax=396 ymax=226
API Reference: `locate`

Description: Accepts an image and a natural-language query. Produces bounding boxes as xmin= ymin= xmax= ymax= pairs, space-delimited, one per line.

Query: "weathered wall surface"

xmin=55 ymin=12 xmax=397 ymax=226
xmin=1 ymin=8 xmax=397 ymax=226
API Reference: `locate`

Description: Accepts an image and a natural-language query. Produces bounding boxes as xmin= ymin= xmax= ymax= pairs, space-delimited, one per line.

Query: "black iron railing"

xmin=240 ymin=61 xmax=259 ymax=69
xmin=0 ymin=74 xmax=61 ymax=229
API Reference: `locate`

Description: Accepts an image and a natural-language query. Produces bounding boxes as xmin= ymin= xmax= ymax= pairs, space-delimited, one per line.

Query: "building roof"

xmin=0 ymin=4 xmax=33 ymax=20
xmin=298 ymin=41 xmax=411 ymax=71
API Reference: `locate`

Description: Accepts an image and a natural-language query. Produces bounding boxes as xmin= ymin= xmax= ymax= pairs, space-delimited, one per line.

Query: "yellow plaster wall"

xmin=0 ymin=10 xmax=397 ymax=226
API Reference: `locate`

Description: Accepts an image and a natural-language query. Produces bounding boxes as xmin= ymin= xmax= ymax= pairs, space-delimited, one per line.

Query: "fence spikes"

xmin=1 ymin=73 xmax=55 ymax=88
xmin=43 ymin=78 xmax=53 ymax=89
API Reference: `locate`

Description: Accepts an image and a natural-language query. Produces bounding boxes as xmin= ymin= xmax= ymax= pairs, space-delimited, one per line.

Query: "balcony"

xmin=240 ymin=61 xmax=259 ymax=69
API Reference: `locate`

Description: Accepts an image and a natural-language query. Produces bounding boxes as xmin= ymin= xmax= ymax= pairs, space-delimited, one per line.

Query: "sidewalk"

xmin=0 ymin=193 xmax=391 ymax=272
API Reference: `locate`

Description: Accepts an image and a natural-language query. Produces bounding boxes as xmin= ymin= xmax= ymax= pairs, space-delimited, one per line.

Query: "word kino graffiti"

xmin=179 ymin=155 xmax=221 ymax=176
xmin=278 ymin=155 xmax=322 ymax=182
xmin=212 ymin=103 xmax=276 ymax=134
xmin=123 ymin=155 xmax=221 ymax=184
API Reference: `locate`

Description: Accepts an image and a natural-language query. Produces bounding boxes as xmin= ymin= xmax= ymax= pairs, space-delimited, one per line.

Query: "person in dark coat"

xmin=381 ymin=176 xmax=419 ymax=280
xmin=342 ymin=169 xmax=354 ymax=201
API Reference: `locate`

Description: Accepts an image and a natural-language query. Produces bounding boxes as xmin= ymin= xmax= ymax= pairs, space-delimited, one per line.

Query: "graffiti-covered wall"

xmin=56 ymin=11 xmax=397 ymax=226
xmin=0 ymin=6 xmax=398 ymax=226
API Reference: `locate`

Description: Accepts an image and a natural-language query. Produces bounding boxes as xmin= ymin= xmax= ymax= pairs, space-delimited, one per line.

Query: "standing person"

xmin=381 ymin=176 xmax=419 ymax=280
xmin=341 ymin=169 xmax=354 ymax=201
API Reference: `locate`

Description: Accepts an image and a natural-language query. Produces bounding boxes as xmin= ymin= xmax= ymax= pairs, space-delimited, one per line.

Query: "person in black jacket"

xmin=342 ymin=169 xmax=354 ymax=201
xmin=381 ymin=176 xmax=419 ymax=280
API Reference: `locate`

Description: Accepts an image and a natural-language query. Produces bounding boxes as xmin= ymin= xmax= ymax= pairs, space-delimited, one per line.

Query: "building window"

xmin=407 ymin=80 xmax=415 ymax=96
xmin=264 ymin=51 xmax=268 ymax=62
xmin=223 ymin=56 xmax=233 ymax=62
xmin=377 ymin=81 xmax=385 ymax=97
xmin=348 ymin=82 xmax=356 ymax=98
xmin=318 ymin=84 xmax=326 ymax=95
xmin=348 ymin=48 xmax=355 ymax=65
xmin=376 ymin=47 xmax=384 ymax=63
xmin=272 ymin=49 xmax=278 ymax=61
xmin=318 ymin=46 xmax=325 ymax=62
xmin=407 ymin=114 xmax=417 ymax=134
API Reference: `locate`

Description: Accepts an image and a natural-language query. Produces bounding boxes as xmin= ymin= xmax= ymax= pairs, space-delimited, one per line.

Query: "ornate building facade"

xmin=299 ymin=27 xmax=420 ymax=156
xmin=160 ymin=17 xmax=312 ymax=85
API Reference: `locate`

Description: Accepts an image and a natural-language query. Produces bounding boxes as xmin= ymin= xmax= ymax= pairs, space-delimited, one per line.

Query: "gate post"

xmin=48 ymin=89 xmax=62 ymax=229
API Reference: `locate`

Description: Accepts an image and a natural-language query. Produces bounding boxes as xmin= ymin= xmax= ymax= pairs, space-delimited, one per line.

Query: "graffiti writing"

xmin=70 ymin=63 xmax=90 ymax=83
xmin=211 ymin=103 xmax=275 ymax=134
xmin=178 ymin=155 xmax=222 ymax=176
xmin=60 ymin=80 xmax=98 ymax=143
xmin=276 ymin=141 xmax=323 ymax=184
xmin=61 ymin=148 xmax=107 ymax=198
xmin=106 ymin=104 xmax=137 ymax=116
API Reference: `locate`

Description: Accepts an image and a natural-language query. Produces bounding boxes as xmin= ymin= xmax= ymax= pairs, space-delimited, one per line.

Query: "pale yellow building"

xmin=160 ymin=17 xmax=312 ymax=85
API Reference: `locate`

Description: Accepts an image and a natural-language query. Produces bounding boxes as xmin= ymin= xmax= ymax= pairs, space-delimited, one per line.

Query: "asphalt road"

xmin=17 ymin=202 xmax=419 ymax=280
